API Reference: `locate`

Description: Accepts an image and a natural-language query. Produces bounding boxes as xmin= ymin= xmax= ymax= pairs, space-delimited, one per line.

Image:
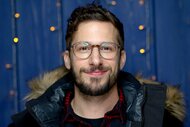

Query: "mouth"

xmin=85 ymin=70 xmax=108 ymax=77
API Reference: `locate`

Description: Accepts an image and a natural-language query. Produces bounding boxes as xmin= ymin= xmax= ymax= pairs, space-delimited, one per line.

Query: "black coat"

xmin=9 ymin=71 xmax=172 ymax=127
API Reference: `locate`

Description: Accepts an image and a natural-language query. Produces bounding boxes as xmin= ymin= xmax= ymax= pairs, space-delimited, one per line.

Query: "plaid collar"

xmin=62 ymin=88 xmax=126 ymax=126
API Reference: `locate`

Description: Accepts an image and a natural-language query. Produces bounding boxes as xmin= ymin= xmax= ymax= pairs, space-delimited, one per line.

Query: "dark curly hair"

xmin=65 ymin=4 xmax=124 ymax=49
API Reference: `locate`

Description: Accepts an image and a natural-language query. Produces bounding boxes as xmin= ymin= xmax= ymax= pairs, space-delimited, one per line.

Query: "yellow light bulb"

xmin=50 ymin=26 xmax=56 ymax=31
xmin=13 ymin=37 xmax=19 ymax=43
xmin=138 ymin=25 xmax=145 ymax=30
xmin=15 ymin=13 xmax=20 ymax=18
xmin=139 ymin=48 xmax=145 ymax=54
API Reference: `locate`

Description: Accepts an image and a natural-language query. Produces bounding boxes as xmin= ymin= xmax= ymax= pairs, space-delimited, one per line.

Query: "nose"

xmin=89 ymin=47 xmax=103 ymax=66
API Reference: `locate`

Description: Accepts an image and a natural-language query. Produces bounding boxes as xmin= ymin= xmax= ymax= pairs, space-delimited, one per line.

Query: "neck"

xmin=71 ymin=84 xmax=119 ymax=119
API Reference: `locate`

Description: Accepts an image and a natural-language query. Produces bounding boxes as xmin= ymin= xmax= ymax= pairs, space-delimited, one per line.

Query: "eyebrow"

xmin=73 ymin=41 xmax=117 ymax=45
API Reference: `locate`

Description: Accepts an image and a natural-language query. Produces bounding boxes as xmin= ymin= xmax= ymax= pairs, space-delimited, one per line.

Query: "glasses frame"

xmin=70 ymin=41 xmax=121 ymax=60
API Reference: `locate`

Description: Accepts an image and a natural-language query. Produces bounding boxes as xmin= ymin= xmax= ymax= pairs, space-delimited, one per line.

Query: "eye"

xmin=75 ymin=45 xmax=91 ymax=53
xmin=80 ymin=46 xmax=89 ymax=51
xmin=100 ymin=45 xmax=115 ymax=52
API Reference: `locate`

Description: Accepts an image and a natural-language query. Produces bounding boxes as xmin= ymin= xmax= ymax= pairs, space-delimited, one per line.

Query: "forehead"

xmin=72 ymin=21 xmax=118 ymax=44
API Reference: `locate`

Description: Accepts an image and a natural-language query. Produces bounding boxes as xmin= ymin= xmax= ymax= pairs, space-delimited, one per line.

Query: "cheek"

xmin=109 ymin=60 xmax=120 ymax=73
xmin=71 ymin=59 xmax=84 ymax=74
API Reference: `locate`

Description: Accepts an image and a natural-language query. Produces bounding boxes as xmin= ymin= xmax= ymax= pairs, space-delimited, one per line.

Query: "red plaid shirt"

xmin=62 ymin=89 xmax=127 ymax=127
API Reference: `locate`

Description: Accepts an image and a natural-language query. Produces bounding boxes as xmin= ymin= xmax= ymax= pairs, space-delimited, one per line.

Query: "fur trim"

xmin=139 ymin=79 xmax=185 ymax=122
xmin=24 ymin=66 xmax=69 ymax=100
xmin=25 ymin=66 xmax=185 ymax=121
xmin=165 ymin=85 xmax=185 ymax=121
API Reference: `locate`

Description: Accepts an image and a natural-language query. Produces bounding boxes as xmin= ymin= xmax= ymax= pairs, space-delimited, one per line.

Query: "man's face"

xmin=64 ymin=21 xmax=126 ymax=96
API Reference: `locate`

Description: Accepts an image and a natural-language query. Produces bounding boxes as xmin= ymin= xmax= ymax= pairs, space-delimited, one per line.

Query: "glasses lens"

xmin=100 ymin=43 xmax=118 ymax=59
xmin=73 ymin=42 xmax=91 ymax=59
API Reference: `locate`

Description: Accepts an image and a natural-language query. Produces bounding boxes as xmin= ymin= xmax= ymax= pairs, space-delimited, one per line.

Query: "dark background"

xmin=0 ymin=0 xmax=189 ymax=127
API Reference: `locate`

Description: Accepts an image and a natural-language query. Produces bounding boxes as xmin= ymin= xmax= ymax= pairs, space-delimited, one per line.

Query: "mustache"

xmin=80 ymin=66 xmax=111 ymax=73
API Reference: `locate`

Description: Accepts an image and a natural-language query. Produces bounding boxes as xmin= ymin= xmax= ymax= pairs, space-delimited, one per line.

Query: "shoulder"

xmin=9 ymin=110 xmax=40 ymax=127
xmin=25 ymin=66 xmax=69 ymax=101
xmin=140 ymin=79 xmax=185 ymax=127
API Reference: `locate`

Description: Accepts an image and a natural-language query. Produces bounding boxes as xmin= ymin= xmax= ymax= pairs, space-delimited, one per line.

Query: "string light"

xmin=138 ymin=25 xmax=145 ymax=30
xmin=50 ymin=26 xmax=56 ymax=31
xmin=14 ymin=13 xmax=20 ymax=18
xmin=107 ymin=0 xmax=117 ymax=6
xmin=9 ymin=90 xmax=16 ymax=96
xmin=5 ymin=64 xmax=12 ymax=69
xmin=139 ymin=48 xmax=145 ymax=54
xmin=56 ymin=2 xmax=61 ymax=7
xmin=111 ymin=1 xmax=117 ymax=6
xmin=13 ymin=37 xmax=19 ymax=43
xmin=139 ymin=0 xmax=144 ymax=5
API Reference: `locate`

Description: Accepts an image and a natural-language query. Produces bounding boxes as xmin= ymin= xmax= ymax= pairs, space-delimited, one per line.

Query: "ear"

xmin=62 ymin=51 xmax=71 ymax=70
xmin=120 ymin=50 xmax=126 ymax=70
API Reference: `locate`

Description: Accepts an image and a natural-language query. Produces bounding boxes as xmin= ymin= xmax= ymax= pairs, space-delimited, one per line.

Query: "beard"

xmin=71 ymin=65 xmax=119 ymax=96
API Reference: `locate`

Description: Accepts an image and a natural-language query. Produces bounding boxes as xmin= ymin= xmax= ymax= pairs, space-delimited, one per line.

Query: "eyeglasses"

xmin=70 ymin=42 xmax=121 ymax=59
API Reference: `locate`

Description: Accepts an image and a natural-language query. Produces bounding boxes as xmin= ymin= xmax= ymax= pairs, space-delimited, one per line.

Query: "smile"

xmin=85 ymin=70 xmax=108 ymax=77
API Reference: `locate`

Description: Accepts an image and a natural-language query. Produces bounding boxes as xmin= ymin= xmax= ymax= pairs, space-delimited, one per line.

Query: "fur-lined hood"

xmin=25 ymin=66 xmax=185 ymax=122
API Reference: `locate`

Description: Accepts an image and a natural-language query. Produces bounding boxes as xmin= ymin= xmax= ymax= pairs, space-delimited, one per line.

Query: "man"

xmin=9 ymin=4 xmax=170 ymax=127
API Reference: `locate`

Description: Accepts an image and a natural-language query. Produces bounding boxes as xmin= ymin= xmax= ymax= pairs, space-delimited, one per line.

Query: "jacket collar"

xmin=26 ymin=71 xmax=144 ymax=127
